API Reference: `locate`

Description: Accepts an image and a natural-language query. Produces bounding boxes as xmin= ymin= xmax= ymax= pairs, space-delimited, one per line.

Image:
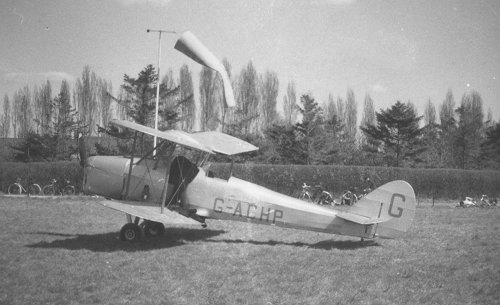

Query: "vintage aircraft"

xmin=82 ymin=119 xmax=416 ymax=242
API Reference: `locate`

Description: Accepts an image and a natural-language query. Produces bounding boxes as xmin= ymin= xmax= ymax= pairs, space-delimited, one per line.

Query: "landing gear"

xmin=119 ymin=215 xmax=167 ymax=242
xmin=143 ymin=221 xmax=166 ymax=237
xmin=120 ymin=223 xmax=142 ymax=242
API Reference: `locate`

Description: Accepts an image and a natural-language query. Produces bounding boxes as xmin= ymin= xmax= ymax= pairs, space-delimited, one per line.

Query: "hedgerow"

xmin=1 ymin=161 xmax=499 ymax=199
xmin=210 ymin=163 xmax=500 ymax=200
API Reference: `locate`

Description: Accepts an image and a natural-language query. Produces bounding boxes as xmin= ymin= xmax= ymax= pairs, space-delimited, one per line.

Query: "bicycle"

xmin=299 ymin=183 xmax=312 ymax=201
xmin=7 ymin=178 xmax=42 ymax=195
xmin=43 ymin=179 xmax=76 ymax=195
xmin=341 ymin=190 xmax=358 ymax=206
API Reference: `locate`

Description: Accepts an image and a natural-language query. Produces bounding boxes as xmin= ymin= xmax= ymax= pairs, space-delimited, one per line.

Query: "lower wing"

xmin=98 ymin=199 xmax=200 ymax=226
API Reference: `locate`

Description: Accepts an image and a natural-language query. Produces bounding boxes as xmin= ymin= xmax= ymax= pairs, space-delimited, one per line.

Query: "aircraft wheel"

xmin=119 ymin=223 xmax=142 ymax=242
xmin=144 ymin=221 xmax=165 ymax=237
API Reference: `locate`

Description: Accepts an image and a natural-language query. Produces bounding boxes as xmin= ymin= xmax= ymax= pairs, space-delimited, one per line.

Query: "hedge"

xmin=209 ymin=163 xmax=500 ymax=200
xmin=1 ymin=161 xmax=499 ymax=200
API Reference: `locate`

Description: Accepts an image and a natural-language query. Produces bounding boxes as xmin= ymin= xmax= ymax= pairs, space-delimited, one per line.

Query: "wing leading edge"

xmin=109 ymin=119 xmax=258 ymax=156
xmin=99 ymin=199 xmax=200 ymax=226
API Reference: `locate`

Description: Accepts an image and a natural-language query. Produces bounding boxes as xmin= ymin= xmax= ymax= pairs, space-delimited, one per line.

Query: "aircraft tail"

xmin=347 ymin=180 xmax=416 ymax=239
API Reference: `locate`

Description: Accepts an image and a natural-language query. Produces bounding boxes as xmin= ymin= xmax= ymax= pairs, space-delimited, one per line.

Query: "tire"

xmin=144 ymin=221 xmax=165 ymax=237
xmin=299 ymin=192 xmax=311 ymax=201
xmin=8 ymin=183 xmax=22 ymax=195
xmin=43 ymin=185 xmax=56 ymax=195
xmin=120 ymin=223 xmax=142 ymax=242
xmin=63 ymin=185 xmax=75 ymax=195
xmin=28 ymin=184 xmax=42 ymax=195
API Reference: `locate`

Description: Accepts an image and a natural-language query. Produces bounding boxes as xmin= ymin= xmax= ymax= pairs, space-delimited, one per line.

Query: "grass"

xmin=0 ymin=196 xmax=499 ymax=305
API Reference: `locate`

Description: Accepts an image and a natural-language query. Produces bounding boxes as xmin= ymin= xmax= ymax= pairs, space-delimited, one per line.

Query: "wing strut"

xmin=160 ymin=144 xmax=176 ymax=214
xmin=123 ymin=131 xmax=138 ymax=200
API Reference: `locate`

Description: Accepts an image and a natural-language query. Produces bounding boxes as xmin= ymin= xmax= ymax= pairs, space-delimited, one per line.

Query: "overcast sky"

xmin=1 ymin=0 xmax=499 ymax=121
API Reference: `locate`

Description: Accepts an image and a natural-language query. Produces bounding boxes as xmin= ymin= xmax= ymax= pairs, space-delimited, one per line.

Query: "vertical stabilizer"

xmin=348 ymin=180 xmax=416 ymax=238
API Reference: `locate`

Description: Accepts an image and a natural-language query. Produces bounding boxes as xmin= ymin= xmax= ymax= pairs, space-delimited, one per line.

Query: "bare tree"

xmin=360 ymin=93 xmax=376 ymax=146
xmin=424 ymin=98 xmax=436 ymax=126
xmin=259 ymin=70 xmax=279 ymax=132
xmin=237 ymin=61 xmax=260 ymax=134
xmin=15 ymin=86 xmax=33 ymax=138
xmin=199 ymin=66 xmax=220 ymax=131
xmin=74 ymin=66 xmax=100 ymax=136
xmin=282 ymin=81 xmax=297 ymax=126
xmin=2 ymin=94 xmax=11 ymax=137
xmin=455 ymin=90 xmax=484 ymax=169
xmin=179 ymin=64 xmax=195 ymax=131
xmin=345 ymin=88 xmax=357 ymax=141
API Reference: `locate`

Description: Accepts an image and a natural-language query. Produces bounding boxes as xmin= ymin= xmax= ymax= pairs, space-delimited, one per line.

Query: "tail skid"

xmin=346 ymin=180 xmax=416 ymax=239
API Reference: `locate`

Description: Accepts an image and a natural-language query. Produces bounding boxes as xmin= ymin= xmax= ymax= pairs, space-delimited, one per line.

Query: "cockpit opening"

xmin=166 ymin=156 xmax=199 ymax=207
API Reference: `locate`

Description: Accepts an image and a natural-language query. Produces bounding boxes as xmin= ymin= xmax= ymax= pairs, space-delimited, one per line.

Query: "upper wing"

xmin=110 ymin=119 xmax=259 ymax=156
xmin=98 ymin=199 xmax=200 ymax=226
xmin=190 ymin=131 xmax=258 ymax=155
xmin=110 ymin=119 xmax=213 ymax=153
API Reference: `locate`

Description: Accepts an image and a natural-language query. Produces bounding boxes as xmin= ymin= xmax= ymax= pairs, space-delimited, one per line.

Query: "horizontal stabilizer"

xmin=336 ymin=212 xmax=385 ymax=225
xmin=99 ymin=199 xmax=200 ymax=226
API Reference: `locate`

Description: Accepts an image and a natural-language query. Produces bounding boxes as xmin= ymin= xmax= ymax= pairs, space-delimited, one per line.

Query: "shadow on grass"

xmin=27 ymin=230 xmax=379 ymax=252
xmin=26 ymin=228 xmax=227 ymax=252
xmin=205 ymin=238 xmax=379 ymax=250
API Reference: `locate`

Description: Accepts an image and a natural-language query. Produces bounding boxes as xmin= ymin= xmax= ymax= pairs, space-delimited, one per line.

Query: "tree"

xmin=361 ymin=101 xmax=425 ymax=167
xmin=121 ymin=64 xmax=159 ymax=126
xmin=360 ymin=93 xmax=376 ymax=146
xmin=179 ymin=64 xmax=195 ymax=131
xmin=345 ymin=88 xmax=357 ymax=141
xmin=295 ymin=94 xmax=324 ymax=165
xmin=480 ymin=123 xmax=500 ymax=168
xmin=420 ymin=98 xmax=443 ymax=167
xmin=454 ymin=91 xmax=484 ymax=169
xmin=53 ymin=80 xmax=80 ymax=160
xmin=259 ymin=70 xmax=279 ymax=132
xmin=282 ymin=81 xmax=297 ymax=126
xmin=199 ymin=66 xmax=220 ymax=131
xmin=237 ymin=61 xmax=260 ymax=134
xmin=40 ymin=80 xmax=53 ymax=135
xmin=14 ymin=86 xmax=33 ymax=138
xmin=75 ymin=66 xmax=100 ymax=136
xmin=438 ymin=89 xmax=457 ymax=167
xmin=2 ymin=94 xmax=11 ymax=137
xmin=424 ymin=98 xmax=437 ymax=126
xmin=99 ymin=79 xmax=113 ymax=129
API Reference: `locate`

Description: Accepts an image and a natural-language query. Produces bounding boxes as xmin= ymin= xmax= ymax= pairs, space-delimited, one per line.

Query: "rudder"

xmin=347 ymin=180 xmax=416 ymax=239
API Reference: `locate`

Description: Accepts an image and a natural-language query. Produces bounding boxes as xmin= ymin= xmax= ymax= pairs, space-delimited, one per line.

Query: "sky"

xmin=1 ymin=0 xmax=500 ymax=123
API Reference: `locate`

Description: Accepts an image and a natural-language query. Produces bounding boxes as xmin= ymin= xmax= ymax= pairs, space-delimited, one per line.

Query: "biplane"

xmin=82 ymin=119 xmax=416 ymax=242
xmin=82 ymin=30 xmax=416 ymax=242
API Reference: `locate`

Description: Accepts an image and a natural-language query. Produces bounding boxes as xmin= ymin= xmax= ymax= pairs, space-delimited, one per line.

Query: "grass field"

xmin=0 ymin=196 xmax=499 ymax=305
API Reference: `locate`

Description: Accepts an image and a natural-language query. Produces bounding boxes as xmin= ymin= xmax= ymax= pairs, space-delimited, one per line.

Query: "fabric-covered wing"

xmin=190 ymin=131 xmax=258 ymax=155
xmin=110 ymin=119 xmax=213 ymax=153
xmin=99 ymin=199 xmax=200 ymax=225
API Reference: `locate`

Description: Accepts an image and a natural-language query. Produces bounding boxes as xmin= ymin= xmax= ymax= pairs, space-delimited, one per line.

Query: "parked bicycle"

xmin=299 ymin=183 xmax=312 ymax=201
xmin=299 ymin=183 xmax=336 ymax=205
xmin=7 ymin=178 xmax=42 ymax=195
xmin=341 ymin=190 xmax=358 ymax=206
xmin=43 ymin=178 xmax=76 ymax=195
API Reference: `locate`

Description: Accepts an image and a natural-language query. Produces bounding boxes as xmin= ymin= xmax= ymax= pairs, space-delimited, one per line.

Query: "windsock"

xmin=174 ymin=31 xmax=235 ymax=108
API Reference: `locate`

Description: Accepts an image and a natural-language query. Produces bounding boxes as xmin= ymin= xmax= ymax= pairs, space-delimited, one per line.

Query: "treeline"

xmin=1 ymin=62 xmax=499 ymax=170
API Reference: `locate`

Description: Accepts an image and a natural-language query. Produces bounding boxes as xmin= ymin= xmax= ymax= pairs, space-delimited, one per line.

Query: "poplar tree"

xmin=2 ymin=94 xmax=11 ymax=137
xmin=282 ymin=81 xmax=297 ymax=126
